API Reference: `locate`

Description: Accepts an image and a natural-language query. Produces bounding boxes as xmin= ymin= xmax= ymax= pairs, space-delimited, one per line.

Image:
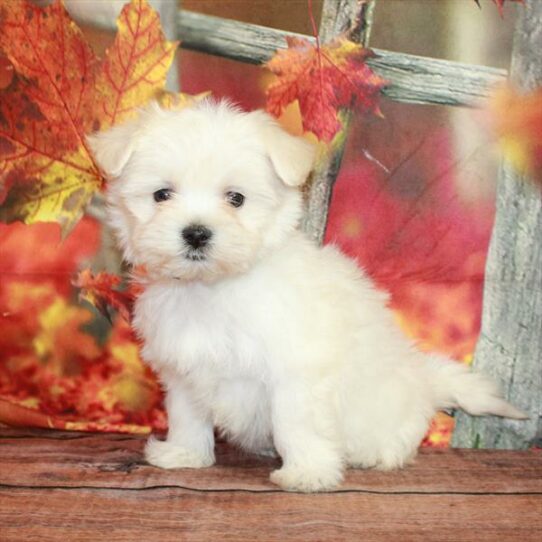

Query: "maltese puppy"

xmin=89 ymin=100 xmax=525 ymax=492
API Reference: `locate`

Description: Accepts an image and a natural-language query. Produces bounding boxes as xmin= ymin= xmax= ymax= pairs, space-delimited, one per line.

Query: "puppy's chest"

xmin=136 ymin=283 xmax=268 ymax=377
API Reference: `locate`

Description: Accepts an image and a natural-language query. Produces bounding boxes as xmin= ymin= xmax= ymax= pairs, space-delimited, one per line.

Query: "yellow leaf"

xmin=93 ymin=0 xmax=179 ymax=130
xmin=0 ymin=146 xmax=100 ymax=233
xmin=154 ymin=89 xmax=211 ymax=111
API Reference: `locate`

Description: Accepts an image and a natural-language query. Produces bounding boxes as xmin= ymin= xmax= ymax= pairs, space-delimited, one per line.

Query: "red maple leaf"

xmin=265 ymin=37 xmax=387 ymax=142
xmin=73 ymin=269 xmax=142 ymax=323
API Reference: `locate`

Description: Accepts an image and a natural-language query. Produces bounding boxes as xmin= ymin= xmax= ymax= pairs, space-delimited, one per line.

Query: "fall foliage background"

xmin=0 ymin=0 xmax=535 ymax=447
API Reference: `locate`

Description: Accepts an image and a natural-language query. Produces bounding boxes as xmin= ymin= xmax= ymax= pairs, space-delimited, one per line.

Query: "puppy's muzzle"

xmin=182 ymin=224 xmax=213 ymax=250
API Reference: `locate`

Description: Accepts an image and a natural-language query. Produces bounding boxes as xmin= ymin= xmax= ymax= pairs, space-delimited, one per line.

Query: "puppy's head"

xmin=88 ymin=100 xmax=315 ymax=282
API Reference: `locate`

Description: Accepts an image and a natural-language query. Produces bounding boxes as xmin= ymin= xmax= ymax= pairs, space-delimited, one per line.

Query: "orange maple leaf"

xmin=73 ymin=269 xmax=142 ymax=323
xmin=0 ymin=0 xmax=179 ymax=234
xmin=265 ymin=37 xmax=387 ymax=142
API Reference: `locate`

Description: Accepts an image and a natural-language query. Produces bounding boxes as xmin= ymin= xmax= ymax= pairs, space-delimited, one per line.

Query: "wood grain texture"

xmin=83 ymin=5 xmax=508 ymax=107
xmin=0 ymin=428 xmax=541 ymax=541
xmin=452 ymin=0 xmax=542 ymax=450
xmin=1 ymin=489 xmax=540 ymax=542
xmin=1 ymin=428 xmax=541 ymax=492
xmin=176 ymin=9 xmax=506 ymax=107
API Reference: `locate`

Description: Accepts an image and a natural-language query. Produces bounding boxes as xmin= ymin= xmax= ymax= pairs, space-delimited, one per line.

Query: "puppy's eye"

xmin=153 ymin=188 xmax=173 ymax=203
xmin=225 ymin=191 xmax=245 ymax=208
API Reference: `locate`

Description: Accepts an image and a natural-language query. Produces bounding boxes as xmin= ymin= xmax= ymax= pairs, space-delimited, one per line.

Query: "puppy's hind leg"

xmin=270 ymin=381 xmax=344 ymax=492
xmin=145 ymin=376 xmax=215 ymax=469
xmin=342 ymin=365 xmax=433 ymax=471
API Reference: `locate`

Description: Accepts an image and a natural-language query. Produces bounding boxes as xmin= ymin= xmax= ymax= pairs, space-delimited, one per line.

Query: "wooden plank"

xmin=1 ymin=429 xmax=541 ymax=541
xmin=176 ymin=10 xmax=507 ymax=107
xmin=452 ymin=0 xmax=542 ymax=450
xmin=84 ymin=7 xmax=506 ymax=107
xmin=1 ymin=489 xmax=540 ymax=542
xmin=1 ymin=429 xmax=541 ymax=493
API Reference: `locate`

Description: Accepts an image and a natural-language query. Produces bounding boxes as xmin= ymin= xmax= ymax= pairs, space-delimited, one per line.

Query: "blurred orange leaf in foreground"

xmin=492 ymin=85 xmax=542 ymax=183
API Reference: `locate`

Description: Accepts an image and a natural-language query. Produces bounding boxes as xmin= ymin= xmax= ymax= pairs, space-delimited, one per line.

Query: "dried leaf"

xmin=0 ymin=397 xmax=67 ymax=429
xmin=93 ymin=0 xmax=178 ymax=130
xmin=0 ymin=74 xmax=101 ymax=229
xmin=0 ymin=0 xmax=179 ymax=234
xmin=265 ymin=37 xmax=386 ymax=142
xmin=155 ymin=89 xmax=211 ymax=111
xmin=0 ymin=0 xmax=101 ymax=229
xmin=33 ymin=297 xmax=101 ymax=372
xmin=73 ymin=269 xmax=142 ymax=322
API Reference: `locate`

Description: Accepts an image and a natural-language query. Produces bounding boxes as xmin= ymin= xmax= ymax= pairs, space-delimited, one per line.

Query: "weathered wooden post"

xmin=301 ymin=0 xmax=375 ymax=244
xmin=452 ymin=1 xmax=542 ymax=449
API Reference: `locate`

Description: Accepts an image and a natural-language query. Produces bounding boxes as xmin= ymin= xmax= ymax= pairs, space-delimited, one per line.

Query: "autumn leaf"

xmin=265 ymin=36 xmax=387 ymax=142
xmin=0 ymin=0 xmax=102 ymax=229
xmin=491 ymin=85 xmax=542 ymax=182
xmin=422 ymin=412 xmax=454 ymax=448
xmin=0 ymin=313 xmax=165 ymax=433
xmin=73 ymin=269 xmax=142 ymax=322
xmin=0 ymin=217 xmax=166 ymax=434
xmin=33 ymin=297 xmax=101 ymax=371
xmin=155 ymin=88 xmax=211 ymax=111
xmin=0 ymin=219 xmax=100 ymax=362
xmin=93 ymin=0 xmax=178 ymax=131
xmin=0 ymin=0 xmax=178 ymax=234
xmin=0 ymin=398 xmax=68 ymax=430
xmin=94 ymin=318 xmax=163 ymax=419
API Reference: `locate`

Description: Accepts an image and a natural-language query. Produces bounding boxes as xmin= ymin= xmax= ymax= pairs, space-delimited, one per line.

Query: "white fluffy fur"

xmin=89 ymin=100 xmax=526 ymax=492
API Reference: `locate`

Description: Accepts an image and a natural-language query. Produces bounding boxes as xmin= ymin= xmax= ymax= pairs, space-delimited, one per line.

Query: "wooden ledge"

xmin=1 ymin=428 xmax=541 ymax=541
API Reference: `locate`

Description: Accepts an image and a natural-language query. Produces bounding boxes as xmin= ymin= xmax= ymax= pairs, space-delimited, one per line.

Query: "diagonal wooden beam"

xmin=177 ymin=9 xmax=507 ymax=108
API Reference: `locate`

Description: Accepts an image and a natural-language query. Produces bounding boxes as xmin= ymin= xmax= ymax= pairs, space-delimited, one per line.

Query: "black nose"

xmin=182 ymin=224 xmax=213 ymax=249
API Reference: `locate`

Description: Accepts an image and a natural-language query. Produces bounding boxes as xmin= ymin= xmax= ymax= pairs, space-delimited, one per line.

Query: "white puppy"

xmin=89 ymin=100 xmax=526 ymax=492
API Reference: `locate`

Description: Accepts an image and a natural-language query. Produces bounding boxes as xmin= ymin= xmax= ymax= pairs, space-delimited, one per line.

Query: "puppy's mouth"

xmin=185 ymin=249 xmax=207 ymax=262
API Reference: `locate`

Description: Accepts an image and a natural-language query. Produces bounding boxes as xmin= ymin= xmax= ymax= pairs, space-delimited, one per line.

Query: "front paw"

xmin=270 ymin=465 xmax=343 ymax=493
xmin=144 ymin=436 xmax=215 ymax=469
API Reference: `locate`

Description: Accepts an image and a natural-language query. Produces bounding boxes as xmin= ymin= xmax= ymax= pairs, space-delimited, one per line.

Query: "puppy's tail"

xmin=425 ymin=356 xmax=528 ymax=419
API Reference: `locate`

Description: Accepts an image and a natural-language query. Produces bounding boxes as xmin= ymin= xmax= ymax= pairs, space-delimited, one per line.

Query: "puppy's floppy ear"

xmin=87 ymin=118 xmax=139 ymax=178
xmin=252 ymin=111 xmax=316 ymax=187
